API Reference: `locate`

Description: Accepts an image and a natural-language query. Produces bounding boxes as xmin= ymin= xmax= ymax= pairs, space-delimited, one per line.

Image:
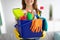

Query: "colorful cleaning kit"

xmin=13 ymin=8 xmax=48 ymax=38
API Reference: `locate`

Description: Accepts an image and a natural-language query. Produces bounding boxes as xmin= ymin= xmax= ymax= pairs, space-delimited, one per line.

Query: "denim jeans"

xmin=22 ymin=37 xmax=40 ymax=40
xmin=34 ymin=37 xmax=40 ymax=40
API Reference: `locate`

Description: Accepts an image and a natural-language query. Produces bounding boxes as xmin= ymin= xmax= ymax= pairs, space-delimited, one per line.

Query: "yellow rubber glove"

xmin=41 ymin=31 xmax=46 ymax=39
xmin=14 ymin=28 xmax=20 ymax=39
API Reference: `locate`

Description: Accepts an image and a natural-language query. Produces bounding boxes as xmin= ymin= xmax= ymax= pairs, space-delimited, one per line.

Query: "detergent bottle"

xmin=27 ymin=12 xmax=34 ymax=20
xmin=20 ymin=15 xmax=27 ymax=20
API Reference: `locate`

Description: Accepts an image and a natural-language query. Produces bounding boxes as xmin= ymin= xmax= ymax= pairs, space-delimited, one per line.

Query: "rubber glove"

xmin=41 ymin=31 xmax=46 ymax=39
xmin=30 ymin=19 xmax=42 ymax=32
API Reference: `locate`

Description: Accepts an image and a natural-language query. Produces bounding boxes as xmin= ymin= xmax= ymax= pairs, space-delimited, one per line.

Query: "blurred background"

xmin=0 ymin=0 xmax=60 ymax=40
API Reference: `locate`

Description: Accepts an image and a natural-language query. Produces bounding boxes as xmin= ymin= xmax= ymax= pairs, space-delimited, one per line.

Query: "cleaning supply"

xmin=27 ymin=12 xmax=34 ymax=20
xmin=30 ymin=19 xmax=43 ymax=32
xmin=34 ymin=11 xmax=41 ymax=19
xmin=42 ymin=18 xmax=48 ymax=31
xmin=41 ymin=31 xmax=46 ymax=38
xmin=20 ymin=15 xmax=27 ymax=20
xmin=34 ymin=11 xmax=37 ymax=19
xmin=16 ymin=20 xmax=43 ymax=38
xmin=14 ymin=28 xmax=20 ymax=39
xmin=38 ymin=11 xmax=41 ymax=17
xmin=13 ymin=8 xmax=24 ymax=19
xmin=37 ymin=11 xmax=41 ymax=18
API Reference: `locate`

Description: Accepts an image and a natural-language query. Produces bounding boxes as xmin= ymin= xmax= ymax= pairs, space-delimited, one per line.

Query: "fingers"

xmin=38 ymin=27 xmax=40 ymax=32
xmin=35 ymin=27 xmax=38 ymax=32
xmin=35 ymin=27 xmax=41 ymax=32
xmin=30 ymin=26 xmax=35 ymax=32
xmin=30 ymin=26 xmax=42 ymax=32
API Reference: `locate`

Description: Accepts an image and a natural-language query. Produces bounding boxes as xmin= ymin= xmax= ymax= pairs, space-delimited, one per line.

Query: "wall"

xmin=1 ymin=0 xmax=60 ymax=34
xmin=0 ymin=0 xmax=6 ymax=34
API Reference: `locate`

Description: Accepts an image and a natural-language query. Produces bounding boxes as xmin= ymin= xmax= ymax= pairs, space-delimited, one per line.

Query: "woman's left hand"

xmin=41 ymin=31 xmax=46 ymax=38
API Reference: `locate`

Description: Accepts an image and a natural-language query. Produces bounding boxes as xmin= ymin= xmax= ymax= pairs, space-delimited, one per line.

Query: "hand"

xmin=14 ymin=28 xmax=20 ymax=39
xmin=41 ymin=31 xmax=46 ymax=38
